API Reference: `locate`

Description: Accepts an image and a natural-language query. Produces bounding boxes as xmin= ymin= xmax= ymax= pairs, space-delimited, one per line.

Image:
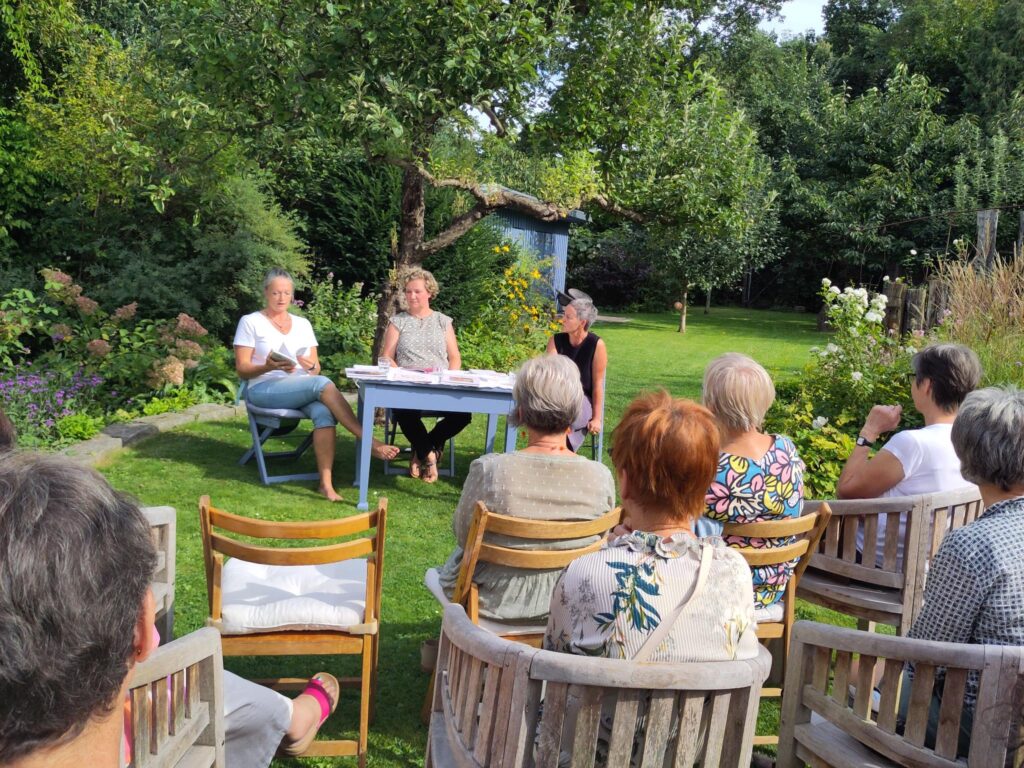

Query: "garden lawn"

xmin=100 ymin=307 xmax=844 ymax=767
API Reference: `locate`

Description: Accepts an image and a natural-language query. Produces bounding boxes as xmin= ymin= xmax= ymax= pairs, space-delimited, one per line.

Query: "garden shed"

xmin=491 ymin=191 xmax=587 ymax=302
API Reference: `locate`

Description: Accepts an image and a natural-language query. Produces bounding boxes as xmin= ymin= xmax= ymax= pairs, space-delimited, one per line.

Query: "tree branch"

xmin=479 ymin=103 xmax=507 ymax=138
xmin=591 ymin=194 xmax=647 ymax=224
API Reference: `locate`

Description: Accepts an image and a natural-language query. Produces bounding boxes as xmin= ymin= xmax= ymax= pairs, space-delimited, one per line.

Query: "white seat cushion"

xmin=219 ymin=558 xmax=370 ymax=634
xmin=423 ymin=567 xmax=545 ymax=638
xmin=753 ymin=600 xmax=785 ymax=624
xmin=245 ymin=401 xmax=308 ymax=420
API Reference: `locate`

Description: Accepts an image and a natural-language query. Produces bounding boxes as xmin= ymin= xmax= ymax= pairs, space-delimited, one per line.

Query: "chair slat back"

xmin=198 ymin=495 xmax=387 ymax=623
xmin=429 ymin=604 xmax=772 ymax=768
xmin=452 ymin=503 xmax=622 ymax=609
xmin=778 ymin=620 xmax=1024 ymax=768
xmin=127 ymin=627 xmax=225 ymax=768
xmin=141 ymin=506 xmax=177 ymax=634
xmin=722 ymin=505 xmax=831 ymax=583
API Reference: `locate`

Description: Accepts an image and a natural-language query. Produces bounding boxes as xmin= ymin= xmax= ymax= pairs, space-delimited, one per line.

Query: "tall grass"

xmin=934 ymin=253 xmax=1024 ymax=386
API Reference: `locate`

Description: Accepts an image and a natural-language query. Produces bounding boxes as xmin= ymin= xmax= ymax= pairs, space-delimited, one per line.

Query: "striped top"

xmin=544 ymin=532 xmax=759 ymax=661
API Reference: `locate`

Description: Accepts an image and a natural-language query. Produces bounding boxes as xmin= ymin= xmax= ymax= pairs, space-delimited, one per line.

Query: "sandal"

xmin=277 ymin=672 xmax=340 ymax=757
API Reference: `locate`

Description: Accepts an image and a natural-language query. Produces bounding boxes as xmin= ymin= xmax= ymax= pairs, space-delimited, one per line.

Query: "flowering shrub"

xmin=0 ymin=268 xmax=228 ymax=446
xmin=458 ymin=254 xmax=559 ymax=371
xmin=766 ymin=279 xmax=925 ymax=497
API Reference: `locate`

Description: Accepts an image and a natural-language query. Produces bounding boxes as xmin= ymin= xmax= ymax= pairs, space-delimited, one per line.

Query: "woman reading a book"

xmin=234 ymin=267 xmax=398 ymax=501
xmin=379 ymin=267 xmax=471 ymax=483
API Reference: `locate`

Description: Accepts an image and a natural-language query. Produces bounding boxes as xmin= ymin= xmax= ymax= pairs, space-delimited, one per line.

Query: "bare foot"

xmin=371 ymin=440 xmax=400 ymax=460
xmin=422 ymin=453 xmax=439 ymax=484
xmin=409 ymin=456 xmax=422 ymax=479
xmin=319 ymin=485 xmax=343 ymax=502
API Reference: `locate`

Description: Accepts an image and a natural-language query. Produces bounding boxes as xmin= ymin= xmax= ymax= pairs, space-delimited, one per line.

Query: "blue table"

xmin=350 ymin=377 xmax=518 ymax=510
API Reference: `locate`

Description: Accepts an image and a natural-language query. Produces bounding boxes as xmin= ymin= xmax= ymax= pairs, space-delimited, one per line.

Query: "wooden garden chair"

xmin=142 ymin=505 xmax=177 ymax=641
xmin=426 ymin=603 xmax=773 ymax=768
xmin=125 ymin=626 xmax=225 ymax=768
xmin=797 ymin=487 xmax=983 ymax=635
xmin=421 ymin=501 xmax=621 ymax=719
xmin=778 ymin=620 xmax=1024 ymax=768
xmin=722 ymin=503 xmax=832 ymax=746
xmin=199 ymin=495 xmax=387 ymax=767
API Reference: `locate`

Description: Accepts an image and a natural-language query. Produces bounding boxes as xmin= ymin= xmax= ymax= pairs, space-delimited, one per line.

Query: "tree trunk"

xmin=372 ymin=166 xmax=426 ymax=357
xmin=677 ymin=285 xmax=688 ymax=333
xmin=976 ymin=208 xmax=999 ymax=271
xmin=704 ymin=288 xmax=711 ymax=315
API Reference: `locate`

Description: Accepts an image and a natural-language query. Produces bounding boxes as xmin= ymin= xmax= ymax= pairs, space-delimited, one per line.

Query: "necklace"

xmin=264 ymin=311 xmax=291 ymax=333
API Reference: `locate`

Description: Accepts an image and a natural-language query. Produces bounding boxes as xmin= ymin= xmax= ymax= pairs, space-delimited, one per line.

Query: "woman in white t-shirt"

xmin=234 ymin=268 xmax=398 ymax=501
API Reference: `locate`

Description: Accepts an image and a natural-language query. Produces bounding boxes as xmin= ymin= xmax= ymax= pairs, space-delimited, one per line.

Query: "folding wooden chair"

xmin=126 ymin=627 xmax=225 ymax=768
xmin=199 ymin=495 xmax=387 ymax=767
xmin=722 ymin=503 xmax=832 ymax=746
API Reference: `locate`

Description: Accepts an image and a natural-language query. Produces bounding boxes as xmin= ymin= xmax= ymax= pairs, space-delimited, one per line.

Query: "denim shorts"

xmin=246 ymin=375 xmax=336 ymax=429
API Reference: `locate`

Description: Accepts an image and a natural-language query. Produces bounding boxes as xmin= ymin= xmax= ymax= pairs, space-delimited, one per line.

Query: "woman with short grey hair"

xmin=546 ymin=288 xmax=608 ymax=451
xmin=434 ymin=354 xmax=615 ymax=624
xmin=902 ymin=386 xmax=1024 ymax=755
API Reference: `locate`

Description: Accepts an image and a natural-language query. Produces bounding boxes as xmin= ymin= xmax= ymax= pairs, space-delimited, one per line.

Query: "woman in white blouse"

xmin=545 ymin=391 xmax=758 ymax=662
xmin=234 ymin=268 xmax=397 ymax=501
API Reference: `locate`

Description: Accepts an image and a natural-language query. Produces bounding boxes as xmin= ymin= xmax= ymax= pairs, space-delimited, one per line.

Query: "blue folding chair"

xmin=237 ymin=380 xmax=320 ymax=485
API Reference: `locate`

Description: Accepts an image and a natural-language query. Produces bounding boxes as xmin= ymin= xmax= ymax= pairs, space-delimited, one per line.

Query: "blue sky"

xmin=759 ymin=0 xmax=826 ymax=36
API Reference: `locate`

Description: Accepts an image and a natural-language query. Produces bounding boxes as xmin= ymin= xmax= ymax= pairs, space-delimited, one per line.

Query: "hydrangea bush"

xmin=766 ymin=279 xmax=925 ymax=497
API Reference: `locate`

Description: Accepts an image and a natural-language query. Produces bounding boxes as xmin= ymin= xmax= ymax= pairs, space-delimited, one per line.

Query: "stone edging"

xmin=60 ymin=403 xmax=248 ymax=466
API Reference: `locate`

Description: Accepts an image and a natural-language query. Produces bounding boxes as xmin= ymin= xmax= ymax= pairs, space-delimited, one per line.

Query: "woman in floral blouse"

xmin=544 ymin=391 xmax=758 ymax=663
xmin=699 ymin=353 xmax=805 ymax=610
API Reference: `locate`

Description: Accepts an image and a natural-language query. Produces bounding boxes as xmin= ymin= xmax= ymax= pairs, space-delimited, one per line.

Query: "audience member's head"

xmin=511 ymin=354 xmax=584 ymax=435
xmin=702 ymin=353 xmax=776 ymax=434
xmin=952 ymin=386 xmax=1024 ymax=494
xmin=911 ymin=343 xmax=982 ymax=413
xmin=568 ymin=296 xmax=598 ymax=330
xmin=0 ymin=453 xmax=156 ymax=763
xmin=612 ymin=391 xmax=720 ymax=522
xmin=0 ymin=409 xmax=15 ymax=452
xmin=397 ymin=266 xmax=440 ymax=299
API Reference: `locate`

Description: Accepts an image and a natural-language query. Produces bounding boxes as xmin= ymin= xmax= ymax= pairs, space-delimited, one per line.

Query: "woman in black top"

xmin=546 ymin=289 xmax=608 ymax=451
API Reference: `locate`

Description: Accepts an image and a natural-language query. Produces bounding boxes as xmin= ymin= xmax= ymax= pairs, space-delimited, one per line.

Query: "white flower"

xmin=825 ymin=343 xmax=839 ymax=354
xmin=821 ymin=278 xmax=832 ymax=288
xmin=864 ymin=311 xmax=883 ymax=323
xmin=872 ymin=294 xmax=888 ymax=308
xmin=811 ymin=416 xmax=829 ymax=430
xmin=883 ymin=275 xmax=891 ymax=282
xmin=849 ymin=327 xmax=859 ymax=337
xmin=829 ymin=286 xmax=840 ymax=295
xmin=851 ymin=371 xmax=863 ymax=381
xmin=910 ymin=249 xmax=917 ymax=256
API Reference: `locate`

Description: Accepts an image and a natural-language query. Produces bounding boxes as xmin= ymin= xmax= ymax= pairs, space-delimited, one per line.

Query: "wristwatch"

xmin=855 ymin=435 xmax=874 ymax=448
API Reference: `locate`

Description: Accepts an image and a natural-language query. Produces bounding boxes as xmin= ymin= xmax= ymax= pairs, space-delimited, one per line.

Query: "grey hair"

xmin=911 ymin=343 xmax=982 ymax=413
xmin=702 ymin=352 xmax=776 ymax=433
xmin=952 ymin=386 xmax=1024 ymax=491
xmin=569 ymin=297 xmax=598 ymax=329
xmin=0 ymin=453 xmax=156 ymax=763
xmin=510 ymin=355 xmax=584 ymax=434
xmin=263 ymin=267 xmax=294 ymax=291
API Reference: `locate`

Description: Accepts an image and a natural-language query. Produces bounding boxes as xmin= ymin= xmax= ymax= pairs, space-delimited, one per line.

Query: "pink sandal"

xmin=277 ymin=672 xmax=339 ymax=756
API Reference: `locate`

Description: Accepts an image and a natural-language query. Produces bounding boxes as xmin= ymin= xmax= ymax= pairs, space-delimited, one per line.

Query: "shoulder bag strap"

xmin=632 ymin=542 xmax=714 ymax=662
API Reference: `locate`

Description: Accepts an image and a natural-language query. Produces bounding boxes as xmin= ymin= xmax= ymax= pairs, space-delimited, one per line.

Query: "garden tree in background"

xmin=822 ymin=0 xmax=896 ymax=96
xmin=158 ymin=0 xmax=778 ymax=351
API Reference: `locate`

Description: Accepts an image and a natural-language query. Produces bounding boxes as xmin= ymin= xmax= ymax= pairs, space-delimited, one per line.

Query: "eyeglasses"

xmin=905 ymin=371 xmax=918 ymax=382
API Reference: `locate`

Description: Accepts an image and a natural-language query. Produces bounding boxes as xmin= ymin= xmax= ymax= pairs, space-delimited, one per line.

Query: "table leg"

xmin=354 ymin=386 xmax=374 ymax=511
xmin=484 ymin=415 xmax=498 ymax=454
xmin=352 ymin=385 xmax=364 ymax=486
xmin=503 ymin=415 xmax=518 ymax=452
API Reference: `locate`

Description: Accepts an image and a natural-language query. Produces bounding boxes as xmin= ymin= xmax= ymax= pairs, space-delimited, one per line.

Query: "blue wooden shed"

xmin=491 ymin=194 xmax=587 ymax=302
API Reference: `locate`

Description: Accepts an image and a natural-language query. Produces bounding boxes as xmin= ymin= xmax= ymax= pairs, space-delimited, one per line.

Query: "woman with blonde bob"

xmin=435 ymin=354 xmax=615 ymax=624
xmin=700 ymin=352 xmax=805 ymax=610
xmin=380 ymin=267 xmax=471 ymax=483
xmin=545 ymin=391 xmax=757 ymax=662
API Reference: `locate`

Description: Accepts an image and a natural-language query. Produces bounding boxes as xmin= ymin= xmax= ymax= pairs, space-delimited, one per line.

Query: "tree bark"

xmin=678 ymin=284 xmax=688 ymax=333
xmin=704 ymin=288 xmax=711 ymax=315
xmin=976 ymin=208 xmax=999 ymax=271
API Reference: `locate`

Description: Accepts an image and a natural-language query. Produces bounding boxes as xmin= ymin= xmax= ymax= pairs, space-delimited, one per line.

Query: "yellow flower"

xmin=493 ymin=246 xmax=501 ymax=253
xmin=531 ymin=269 xmax=541 ymax=279
xmin=502 ymin=245 xmax=511 ymax=253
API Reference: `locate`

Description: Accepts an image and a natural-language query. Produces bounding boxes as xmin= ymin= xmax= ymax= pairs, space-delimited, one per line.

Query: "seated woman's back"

xmin=438 ymin=451 xmax=615 ymax=623
xmin=545 ymin=531 xmax=758 ymax=661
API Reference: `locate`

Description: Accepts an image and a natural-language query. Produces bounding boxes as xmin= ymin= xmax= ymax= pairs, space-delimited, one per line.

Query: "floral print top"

xmin=544 ymin=532 xmax=759 ymax=662
xmin=703 ymin=434 xmax=805 ymax=609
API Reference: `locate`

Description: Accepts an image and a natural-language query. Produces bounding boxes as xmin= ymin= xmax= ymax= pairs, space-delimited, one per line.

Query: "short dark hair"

xmin=0 ymin=409 xmax=15 ymax=451
xmin=911 ymin=343 xmax=982 ymax=413
xmin=0 ymin=453 xmax=156 ymax=762
xmin=611 ymin=391 xmax=720 ymax=522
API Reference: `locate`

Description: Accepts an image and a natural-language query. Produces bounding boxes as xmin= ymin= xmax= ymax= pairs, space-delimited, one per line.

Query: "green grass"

xmin=99 ymin=307 xmax=845 ymax=767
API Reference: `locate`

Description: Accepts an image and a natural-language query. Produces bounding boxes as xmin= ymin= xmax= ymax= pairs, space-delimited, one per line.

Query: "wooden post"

xmin=976 ymin=209 xmax=999 ymax=271
xmin=905 ymin=286 xmax=927 ymax=334
xmin=1017 ymin=210 xmax=1023 ymax=259
xmin=925 ymin=276 xmax=947 ymax=330
xmin=883 ymin=282 xmax=907 ymax=336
